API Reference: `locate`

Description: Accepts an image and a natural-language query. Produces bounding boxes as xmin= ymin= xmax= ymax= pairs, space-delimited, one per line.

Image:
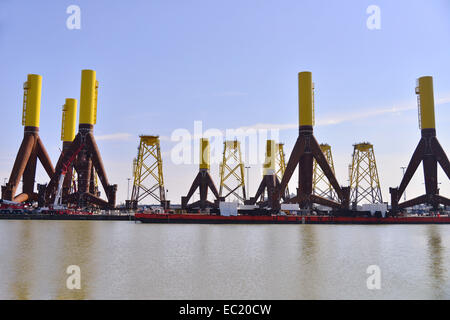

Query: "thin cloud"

xmin=437 ymin=96 xmax=450 ymax=105
xmin=95 ymin=133 xmax=132 ymax=141
xmin=164 ymin=92 xmax=450 ymax=143
xmin=316 ymin=103 xmax=416 ymax=126
xmin=233 ymin=92 xmax=450 ymax=132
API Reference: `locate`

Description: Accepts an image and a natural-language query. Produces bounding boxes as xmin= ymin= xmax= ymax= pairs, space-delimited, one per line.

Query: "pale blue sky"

xmin=0 ymin=0 xmax=449 ymax=204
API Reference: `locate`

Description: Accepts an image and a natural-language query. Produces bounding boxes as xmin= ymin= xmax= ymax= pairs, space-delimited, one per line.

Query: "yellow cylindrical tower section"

xmin=79 ymin=69 xmax=97 ymax=125
xmin=61 ymin=98 xmax=78 ymax=142
xmin=263 ymin=140 xmax=276 ymax=175
xmin=199 ymin=138 xmax=210 ymax=170
xmin=298 ymin=71 xmax=314 ymax=127
xmin=23 ymin=74 xmax=42 ymax=127
xmin=416 ymin=76 xmax=436 ymax=129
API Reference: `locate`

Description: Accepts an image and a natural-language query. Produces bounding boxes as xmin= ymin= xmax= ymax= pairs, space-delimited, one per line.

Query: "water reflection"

xmin=426 ymin=225 xmax=447 ymax=298
xmin=298 ymin=225 xmax=319 ymax=299
xmin=54 ymin=222 xmax=94 ymax=299
xmin=300 ymin=225 xmax=317 ymax=264
xmin=11 ymin=222 xmax=32 ymax=299
xmin=0 ymin=222 xmax=449 ymax=299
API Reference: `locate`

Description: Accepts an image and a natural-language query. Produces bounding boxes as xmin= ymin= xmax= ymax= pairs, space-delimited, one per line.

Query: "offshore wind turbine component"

xmin=275 ymin=143 xmax=290 ymax=199
xmin=181 ymin=138 xmax=224 ymax=211
xmin=349 ymin=142 xmax=383 ymax=208
xmin=390 ymin=76 xmax=450 ymax=212
xmin=60 ymin=98 xmax=78 ymax=200
xmin=130 ymin=135 xmax=168 ymax=209
xmin=312 ymin=143 xmax=338 ymax=201
xmin=277 ymin=72 xmax=350 ymax=210
xmin=219 ymin=140 xmax=246 ymax=202
xmin=1 ymin=74 xmax=55 ymax=203
xmin=45 ymin=70 xmax=117 ymax=209
xmin=246 ymin=140 xmax=284 ymax=209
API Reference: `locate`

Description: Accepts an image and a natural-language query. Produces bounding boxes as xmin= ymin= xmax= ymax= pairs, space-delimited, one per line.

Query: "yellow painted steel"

xmin=79 ymin=69 xmax=97 ymax=125
xmin=263 ymin=140 xmax=276 ymax=175
xmin=61 ymin=98 xmax=78 ymax=142
xmin=94 ymin=80 xmax=98 ymax=124
xmin=312 ymin=144 xmax=337 ymax=200
xmin=298 ymin=71 xmax=314 ymax=127
xmin=219 ymin=140 xmax=246 ymax=202
xmin=275 ymin=143 xmax=287 ymax=181
xmin=22 ymin=74 xmax=42 ymax=127
xmin=416 ymin=76 xmax=435 ymax=129
xmin=200 ymin=138 xmax=210 ymax=170
xmin=349 ymin=142 xmax=383 ymax=206
xmin=132 ymin=158 xmax=137 ymax=178
xmin=275 ymin=142 xmax=290 ymax=197
xmin=131 ymin=135 xmax=166 ymax=203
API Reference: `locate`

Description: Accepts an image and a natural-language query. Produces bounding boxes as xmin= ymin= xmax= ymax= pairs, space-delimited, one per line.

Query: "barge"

xmin=135 ymin=213 xmax=450 ymax=224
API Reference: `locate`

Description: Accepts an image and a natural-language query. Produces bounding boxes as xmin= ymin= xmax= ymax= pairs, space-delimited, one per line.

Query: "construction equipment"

xmin=60 ymin=99 xmax=97 ymax=198
xmin=246 ymin=140 xmax=285 ymax=208
xmin=219 ymin=140 xmax=246 ymax=202
xmin=181 ymin=138 xmax=224 ymax=211
xmin=390 ymin=76 xmax=450 ymax=212
xmin=313 ymin=144 xmax=338 ymax=201
xmin=1 ymin=74 xmax=55 ymax=203
xmin=349 ymin=142 xmax=382 ymax=208
xmin=53 ymin=143 xmax=84 ymax=208
xmin=45 ymin=70 xmax=117 ymax=209
xmin=130 ymin=135 xmax=168 ymax=209
xmin=277 ymin=72 xmax=350 ymax=210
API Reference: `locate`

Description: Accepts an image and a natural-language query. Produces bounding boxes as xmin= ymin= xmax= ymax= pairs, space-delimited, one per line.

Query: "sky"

xmin=0 ymin=0 xmax=449 ymax=206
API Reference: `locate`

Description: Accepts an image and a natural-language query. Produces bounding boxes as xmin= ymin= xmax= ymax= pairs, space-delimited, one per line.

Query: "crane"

xmin=53 ymin=143 xmax=84 ymax=209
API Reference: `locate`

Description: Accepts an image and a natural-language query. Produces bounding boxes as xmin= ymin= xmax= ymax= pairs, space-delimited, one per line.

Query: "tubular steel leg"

xmin=36 ymin=136 xmax=55 ymax=178
xmin=277 ymin=126 xmax=345 ymax=210
xmin=393 ymin=128 xmax=450 ymax=210
xmin=431 ymin=138 xmax=450 ymax=181
xmin=397 ymin=139 xmax=425 ymax=198
xmin=423 ymin=154 xmax=438 ymax=196
xmin=182 ymin=170 xmax=222 ymax=210
xmin=45 ymin=134 xmax=82 ymax=204
xmin=22 ymin=142 xmax=37 ymax=198
xmin=247 ymin=175 xmax=280 ymax=209
xmin=3 ymin=133 xmax=36 ymax=200
xmin=278 ymin=137 xmax=305 ymax=199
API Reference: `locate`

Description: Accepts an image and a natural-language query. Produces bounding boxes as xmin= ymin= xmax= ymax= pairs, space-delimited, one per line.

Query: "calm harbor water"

xmin=0 ymin=220 xmax=449 ymax=299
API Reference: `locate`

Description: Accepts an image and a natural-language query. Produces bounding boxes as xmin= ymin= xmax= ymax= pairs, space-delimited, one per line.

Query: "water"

xmin=0 ymin=220 xmax=449 ymax=299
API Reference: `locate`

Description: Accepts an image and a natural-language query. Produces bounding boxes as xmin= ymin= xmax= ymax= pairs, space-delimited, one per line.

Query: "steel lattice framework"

xmin=313 ymin=144 xmax=338 ymax=201
xmin=349 ymin=142 xmax=383 ymax=207
xmin=275 ymin=143 xmax=290 ymax=198
xmin=131 ymin=135 xmax=166 ymax=205
xmin=219 ymin=140 xmax=246 ymax=202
